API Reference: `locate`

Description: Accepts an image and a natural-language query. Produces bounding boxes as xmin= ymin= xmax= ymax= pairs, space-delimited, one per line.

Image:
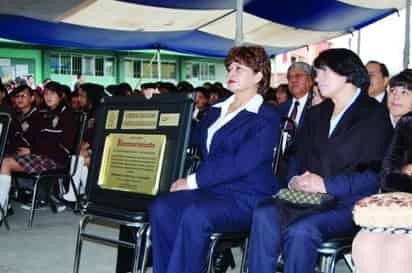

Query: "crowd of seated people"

xmin=2 ymin=46 xmax=412 ymax=273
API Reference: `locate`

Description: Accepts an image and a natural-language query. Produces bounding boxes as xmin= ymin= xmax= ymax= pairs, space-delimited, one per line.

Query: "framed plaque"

xmin=98 ymin=133 xmax=166 ymax=195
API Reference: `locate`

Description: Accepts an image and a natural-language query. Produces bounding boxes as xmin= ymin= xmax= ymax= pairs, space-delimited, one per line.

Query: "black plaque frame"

xmin=86 ymin=93 xmax=194 ymax=212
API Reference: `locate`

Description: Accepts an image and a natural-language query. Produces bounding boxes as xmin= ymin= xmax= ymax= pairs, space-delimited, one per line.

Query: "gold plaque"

xmin=98 ymin=133 xmax=167 ymax=195
xmin=121 ymin=110 xmax=159 ymax=130
xmin=105 ymin=110 xmax=119 ymax=129
xmin=159 ymin=113 xmax=180 ymax=127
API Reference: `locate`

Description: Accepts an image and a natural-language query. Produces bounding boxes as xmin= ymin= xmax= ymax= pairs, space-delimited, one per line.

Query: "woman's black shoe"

xmin=213 ymin=249 xmax=235 ymax=273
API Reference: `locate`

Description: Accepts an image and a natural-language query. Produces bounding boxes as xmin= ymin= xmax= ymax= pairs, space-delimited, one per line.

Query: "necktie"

xmin=286 ymin=101 xmax=299 ymax=132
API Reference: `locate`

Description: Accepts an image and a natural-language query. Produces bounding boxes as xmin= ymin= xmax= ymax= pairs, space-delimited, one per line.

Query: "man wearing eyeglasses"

xmin=8 ymin=85 xmax=40 ymax=156
xmin=275 ymin=62 xmax=314 ymax=186
xmin=277 ymin=62 xmax=315 ymax=128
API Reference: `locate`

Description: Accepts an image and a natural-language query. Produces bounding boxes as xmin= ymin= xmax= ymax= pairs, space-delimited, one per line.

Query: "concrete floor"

xmin=0 ymin=200 xmax=353 ymax=273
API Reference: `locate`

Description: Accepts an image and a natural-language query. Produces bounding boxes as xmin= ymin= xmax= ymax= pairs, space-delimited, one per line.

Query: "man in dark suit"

xmin=366 ymin=60 xmax=389 ymax=104
xmin=247 ymin=48 xmax=393 ymax=273
xmin=276 ymin=62 xmax=314 ymax=127
xmin=275 ymin=62 xmax=314 ymax=185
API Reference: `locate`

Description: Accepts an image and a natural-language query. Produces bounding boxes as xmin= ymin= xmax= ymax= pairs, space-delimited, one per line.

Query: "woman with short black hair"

xmin=247 ymin=48 xmax=393 ymax=273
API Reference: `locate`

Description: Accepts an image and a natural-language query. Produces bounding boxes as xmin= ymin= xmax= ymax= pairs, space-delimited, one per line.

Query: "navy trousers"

xmin=149 ymin=190 xmax=253 ymax=273
xmin=247 ymin=199 xmax=357 ymax=273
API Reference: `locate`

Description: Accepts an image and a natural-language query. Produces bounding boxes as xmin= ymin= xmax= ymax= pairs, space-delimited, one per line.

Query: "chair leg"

xmin=141 ymin=226 xmax=152 ymax=273
xmin=132 ymin=223 xmax=149 ymax=273
xmin=69 ymin=176 xmax=82 ymax=213
xmin=343 ymin=254 xmax=355 ymax=273
xmin=73 ymin=215 xmax=91 ymax=273
xmin=28 ymin=176 xmax=41 ymax=229
xmin=0 ymin=205 xmax=9 ymax=230
xmin=319 ymin=254 xmax=337 ymax=273
xmin=207 ymin=237 xmax=220 ymax=273
xmin=240 ymin=237 xmax=249 ymax=273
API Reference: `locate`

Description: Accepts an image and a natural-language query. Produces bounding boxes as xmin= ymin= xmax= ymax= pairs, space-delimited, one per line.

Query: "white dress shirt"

xmin=374 ymin=92 xmax=385 ymax=103
xmin=187 ymin=94 xmax=264 ymax=189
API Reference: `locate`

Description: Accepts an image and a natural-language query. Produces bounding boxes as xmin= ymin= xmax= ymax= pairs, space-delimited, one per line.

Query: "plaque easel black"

xmin=73 ymin=93 xmax=194 ymax=273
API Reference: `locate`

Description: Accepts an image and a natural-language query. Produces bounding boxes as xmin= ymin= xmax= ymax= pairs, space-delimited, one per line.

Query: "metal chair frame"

xmin=206 ymin=232 xmax=249 ymax=273
xmin=317 ymin=236 xmax=354 ymax=273
xmin=73 ymin=214 xmax=148 ymax=273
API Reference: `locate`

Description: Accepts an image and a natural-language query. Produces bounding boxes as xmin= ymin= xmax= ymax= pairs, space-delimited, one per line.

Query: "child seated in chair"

xmin=62 ymin=83 xmax=105 ymax=202
xmin=0 ymin=82 xmax=76 ymax=217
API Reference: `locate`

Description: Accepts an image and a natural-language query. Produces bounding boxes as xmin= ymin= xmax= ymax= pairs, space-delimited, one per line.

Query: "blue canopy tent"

xmin=0 ymin=0 xmax=406 ymax=58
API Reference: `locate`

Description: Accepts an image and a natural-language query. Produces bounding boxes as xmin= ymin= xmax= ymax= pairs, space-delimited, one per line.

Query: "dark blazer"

xmin=290 ymin=92 xmax=393 ymax=208
xmin=9 ymin=107 xmax=41 ymax=151
xmin=191 ymin=97 xmax=281 ymax=208
xmin=33 ymin=104 xmax=77 ymax=164
xmin=381 ymin=111 xmax=412 ymax=192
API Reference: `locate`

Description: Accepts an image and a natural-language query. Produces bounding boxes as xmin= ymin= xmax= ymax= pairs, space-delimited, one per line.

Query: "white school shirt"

xmin=187 ymin=94 xmax=264 ymax=189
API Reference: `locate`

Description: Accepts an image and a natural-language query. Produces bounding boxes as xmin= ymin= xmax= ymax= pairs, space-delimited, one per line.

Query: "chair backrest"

xmin=0 ymin=112 xmax=12 ymax=162
xmin=86 ymin=93 xmax=194 ymax=213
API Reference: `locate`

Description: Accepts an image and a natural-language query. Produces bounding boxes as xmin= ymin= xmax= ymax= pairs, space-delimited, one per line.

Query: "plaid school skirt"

xmin=14 ymin=154 xmax=59 ymax=173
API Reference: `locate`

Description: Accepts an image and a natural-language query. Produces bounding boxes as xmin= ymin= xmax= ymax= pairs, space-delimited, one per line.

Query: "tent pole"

xmin=235 ymin=0 xmax=244 ymax=46
xmin=357 ymin=30 xmax=361 ymax=56
xmin=157 ymin=48 xmax=161 ymax=81
xmin=404 ymin=0 xmax=411 ymax=69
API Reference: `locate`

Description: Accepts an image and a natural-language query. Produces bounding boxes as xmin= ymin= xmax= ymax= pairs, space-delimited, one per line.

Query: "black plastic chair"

xmin=0 ymin=112 xmax=12 ymax=230
xmin=12 ymin=111 xmax=87 ymax=228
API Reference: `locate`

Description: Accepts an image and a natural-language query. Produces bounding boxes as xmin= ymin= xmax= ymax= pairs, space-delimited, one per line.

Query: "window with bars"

xmin=185 ymin=62 xmax=216 ymax=81
xmin=60 ymin=55 xmax=71 ymax=75
xmin=125 ymin=58 xmax=176 ymax=80
xmin=95 ymin=57 xmax=104 ymax=76
xmin=48 ymin=53 xmax=115 ymax=77
xmin=72 ymin=56 xmax=82 ymax=75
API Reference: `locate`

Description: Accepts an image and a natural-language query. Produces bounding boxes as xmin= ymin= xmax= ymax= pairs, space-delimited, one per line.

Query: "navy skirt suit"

xmin=149 ymin=95 xmax=280 ymax=273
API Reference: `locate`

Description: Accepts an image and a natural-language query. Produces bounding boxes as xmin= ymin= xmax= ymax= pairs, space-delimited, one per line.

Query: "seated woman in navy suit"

xmin=149 ymin=45 xmax=281 ymax=273
xmin=247 ymin=48 xmax=393 ymax=273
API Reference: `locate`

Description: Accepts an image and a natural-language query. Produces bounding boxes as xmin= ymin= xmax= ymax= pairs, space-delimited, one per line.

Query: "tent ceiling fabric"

xmin=0 ymin=0 xmax=404 ymax=57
